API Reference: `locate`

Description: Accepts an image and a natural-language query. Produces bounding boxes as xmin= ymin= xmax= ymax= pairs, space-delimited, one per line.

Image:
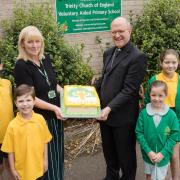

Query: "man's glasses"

xmin=111 ymin=29 xmax=129 ymax=36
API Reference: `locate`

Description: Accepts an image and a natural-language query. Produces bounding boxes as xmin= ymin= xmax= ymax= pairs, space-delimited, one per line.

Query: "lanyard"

xmin=31 ymin=60 xmax=51 ymax=88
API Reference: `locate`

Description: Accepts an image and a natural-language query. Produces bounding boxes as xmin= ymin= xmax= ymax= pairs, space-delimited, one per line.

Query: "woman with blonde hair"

xmin=14 ymin=25 xmax=65 ymax=180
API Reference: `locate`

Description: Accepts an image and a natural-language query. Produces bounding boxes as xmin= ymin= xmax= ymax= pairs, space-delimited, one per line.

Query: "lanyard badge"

xmin=48 ymin=90 xmax=56 ymax=99
xmin=31 ymin=60 xmax=57 ymax=99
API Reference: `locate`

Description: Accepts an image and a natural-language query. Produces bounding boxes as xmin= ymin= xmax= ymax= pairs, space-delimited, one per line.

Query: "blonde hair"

xmin=17 ymin=26 xmax=45 ymax=61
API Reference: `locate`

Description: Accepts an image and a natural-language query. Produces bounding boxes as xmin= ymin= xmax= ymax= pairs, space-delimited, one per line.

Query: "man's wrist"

xmin=106 ymin=106 xmax=111 ymax=113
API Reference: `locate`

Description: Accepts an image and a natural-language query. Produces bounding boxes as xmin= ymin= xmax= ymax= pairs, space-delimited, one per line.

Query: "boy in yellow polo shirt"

xmin=0 ymin=62 xmax=14 ymax=179
xmin=1 ymin=84 xmax=52 ymax=180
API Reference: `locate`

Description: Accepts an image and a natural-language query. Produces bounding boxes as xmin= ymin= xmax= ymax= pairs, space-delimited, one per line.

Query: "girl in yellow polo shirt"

xmin=145 ymin=49 xmax=180 ymax=180
xmin=0 ymin=62 xmax=14 ymax=179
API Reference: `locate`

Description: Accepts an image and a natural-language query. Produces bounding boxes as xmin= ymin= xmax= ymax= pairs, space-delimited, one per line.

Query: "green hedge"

xmin=0 ymin=3 xmax=93 ymax=86
xmin=131 ymin=0 xmax=180 ymax=81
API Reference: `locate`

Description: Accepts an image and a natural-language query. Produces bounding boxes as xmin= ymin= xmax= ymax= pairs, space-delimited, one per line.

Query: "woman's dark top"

xmin=14 ymin=55 xmax=60 ymax=119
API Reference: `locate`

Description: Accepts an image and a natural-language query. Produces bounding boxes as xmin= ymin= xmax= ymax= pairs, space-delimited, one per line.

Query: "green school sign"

xmin=56 ymin=0 xmax=121 ymax=34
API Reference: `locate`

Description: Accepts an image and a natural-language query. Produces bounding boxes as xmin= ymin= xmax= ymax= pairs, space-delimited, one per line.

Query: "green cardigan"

xmin=144 ymin=75 xmax=180 ymax=141
xmin=136 ymin=107 xmax=179 ymax=167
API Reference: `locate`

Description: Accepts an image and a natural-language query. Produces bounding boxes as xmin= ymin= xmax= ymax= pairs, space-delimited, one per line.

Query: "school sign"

xmin=56 ymin=0 xmax=121 ymax=34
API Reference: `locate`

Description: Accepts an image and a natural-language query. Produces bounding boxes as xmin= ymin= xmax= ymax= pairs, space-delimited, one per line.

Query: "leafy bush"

xmin=131 ymin=0 xmax=180 ymax=81
xmin=0 ymin=3 xmax=93 ymax=86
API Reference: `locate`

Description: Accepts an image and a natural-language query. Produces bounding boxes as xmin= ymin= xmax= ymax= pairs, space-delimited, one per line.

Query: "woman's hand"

xmin=35 ymin=97 xmax=66 ymax=120
xmin=53 ymin=105 xmax=66 ymax=121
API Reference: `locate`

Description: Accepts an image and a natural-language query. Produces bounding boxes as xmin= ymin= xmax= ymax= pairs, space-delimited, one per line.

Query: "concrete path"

xmin=64 ymin=145 xmax=172 ymax=180
xmin=1 ymin=145 xmax=174 ymax=180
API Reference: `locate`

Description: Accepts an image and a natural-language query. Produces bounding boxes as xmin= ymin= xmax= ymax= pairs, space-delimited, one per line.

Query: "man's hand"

xmin=97 ymin=107 xmax=111 ymax=121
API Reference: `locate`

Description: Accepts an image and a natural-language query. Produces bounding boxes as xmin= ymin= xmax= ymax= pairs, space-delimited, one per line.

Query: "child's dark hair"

xmin=160 ymin=49 xmax=179 ymax=64
xmin=14 ymin=84 xmax=35 ymax=100
xmin=150 ymin=80 xmax=168 ymax=96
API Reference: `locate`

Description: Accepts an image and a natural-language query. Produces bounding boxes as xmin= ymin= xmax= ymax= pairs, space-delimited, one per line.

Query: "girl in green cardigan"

xmin=144 ymin=49 xmax=180 ymax=180
xmin=136 ymin=81 xmax=179 ymax=180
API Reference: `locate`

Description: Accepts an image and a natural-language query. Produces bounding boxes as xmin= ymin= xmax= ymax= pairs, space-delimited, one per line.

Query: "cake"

xmin=61 ymin=85 xmax=101 ymax=118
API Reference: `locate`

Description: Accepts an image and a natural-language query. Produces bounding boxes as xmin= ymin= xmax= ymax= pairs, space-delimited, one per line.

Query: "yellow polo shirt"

xmin=1 ymin=112 xmax=52 ymax=180
xmin=157 ymin=72 xmax=178 ymax=107
xmin=0 ymin=78 xmax=14 ymax=143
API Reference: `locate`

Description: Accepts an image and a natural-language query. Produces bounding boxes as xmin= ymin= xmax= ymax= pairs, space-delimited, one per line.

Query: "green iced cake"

xmin=61 ymin=85 xmax=101 ymax=118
